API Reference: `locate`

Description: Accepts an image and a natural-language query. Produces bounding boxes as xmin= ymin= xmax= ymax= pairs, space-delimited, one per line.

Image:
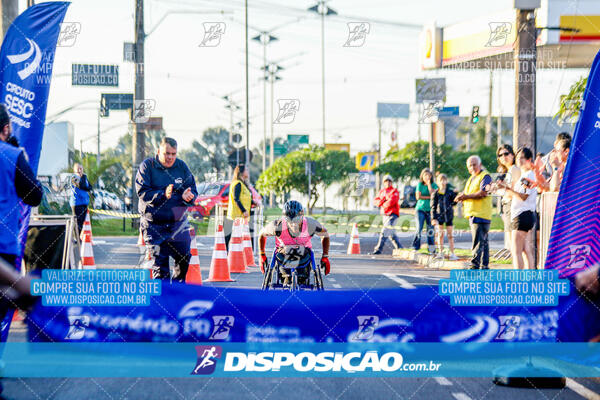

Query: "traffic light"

xmin=100 ymin=95 xmax=109 ymax=117
xmin=471 ymin=106 xmax=479 ymax=124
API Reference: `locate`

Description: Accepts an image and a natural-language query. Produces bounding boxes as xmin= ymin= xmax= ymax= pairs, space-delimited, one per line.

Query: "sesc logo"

xmin=192 ymin=345 xmax=222 ymax=375
xmin=6 ymin=38 xmax=42 ymax=80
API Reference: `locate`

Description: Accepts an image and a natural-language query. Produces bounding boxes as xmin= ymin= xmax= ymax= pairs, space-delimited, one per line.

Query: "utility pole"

xmin=376 ymin=118 xmax=382 ymax=192
xmin=513 ymin=1 xmax=539 ymax=152
xmin=429 ymin=123 xmax=435 ymax=172
xmin=244 ymin=0 xmax=250 ymax=174
xmin=485 ymin=69 xmax=493 ymax=146
xmin=497 ymin=72 xmax=502 ymax=148
xmin=131 ymin=0 xmax=145 ymax=219
xmin=97 ymin=110 xmax=100 ymax=169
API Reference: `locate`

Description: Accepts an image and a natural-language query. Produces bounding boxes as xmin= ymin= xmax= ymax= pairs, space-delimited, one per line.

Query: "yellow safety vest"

xmin=463 ymin=170 xmax=492 ymax=220
xmin=227 ymin=179 xmax=252 ymax=219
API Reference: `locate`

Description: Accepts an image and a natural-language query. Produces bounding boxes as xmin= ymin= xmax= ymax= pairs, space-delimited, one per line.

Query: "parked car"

xmin=188 ymin=181 xmax=262 ymax=218
xmin=400 ymin=185 xmax=417 ymax=208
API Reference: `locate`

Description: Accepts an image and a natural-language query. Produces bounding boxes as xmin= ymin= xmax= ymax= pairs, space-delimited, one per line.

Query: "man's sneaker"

xmin=449 ymin=253 xmax=459 ymax=261
xmin=368 ymin=251 xmax=382 ymax=255
xmin=434 ymin=253 xmax=444 ymax=259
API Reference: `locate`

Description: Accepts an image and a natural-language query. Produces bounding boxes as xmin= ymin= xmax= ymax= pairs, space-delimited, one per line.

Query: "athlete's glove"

xmin=260 ymin=254 xmax=268 ymax=274
xmin=320 ymin=256 xmax=330 ymax=275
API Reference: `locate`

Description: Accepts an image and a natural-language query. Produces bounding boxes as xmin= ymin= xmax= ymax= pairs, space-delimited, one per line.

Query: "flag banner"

xmin=0 ymin=1 xmax=70 ymax=341
xmin=545 ymin=48 xmax=600 ymax=277
xmin=27 ymin=282 xmax=600 ymax=343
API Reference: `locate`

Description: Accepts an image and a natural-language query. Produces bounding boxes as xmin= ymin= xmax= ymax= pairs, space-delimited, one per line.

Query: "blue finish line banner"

xmin=2 ymin=343 xmax=600 ymax=377
xmin=27 ymin=281 xmax=600 ymax=343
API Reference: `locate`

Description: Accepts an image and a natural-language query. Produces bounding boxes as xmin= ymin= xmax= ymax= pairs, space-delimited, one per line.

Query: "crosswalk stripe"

xmin=383 ymin=273 xmax=416 ymax=289
xmin=451 ymin=393 xmax=472 ymax=400
xmin=566 ymin=378 xmax=600 ymax=400
xmin=434 ymin=377 xmax=452 ymax=386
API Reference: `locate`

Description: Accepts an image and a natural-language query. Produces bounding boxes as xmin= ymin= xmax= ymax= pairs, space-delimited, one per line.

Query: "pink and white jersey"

xmin=275 ymin=217 xmax=313 ymax=249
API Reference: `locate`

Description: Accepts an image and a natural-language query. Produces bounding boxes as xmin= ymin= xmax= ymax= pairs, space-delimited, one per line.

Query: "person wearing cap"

xmin=371 ymin=175 xmax=403 ymax=254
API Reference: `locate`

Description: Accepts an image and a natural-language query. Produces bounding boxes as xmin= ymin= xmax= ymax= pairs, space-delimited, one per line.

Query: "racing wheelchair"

xmin=261 ymin=246 xmax=325 ymax=291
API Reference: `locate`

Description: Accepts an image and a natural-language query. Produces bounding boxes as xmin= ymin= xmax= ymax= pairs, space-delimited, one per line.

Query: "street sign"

xmin=123 ymin=42 xmax=135 ymax=62
xmin=231 ymin=133 xmax=243 ymax=145
xmin=142 ymin=117 xmax=163 ymax=131
xmin=415 ymin=78 xmax=446 ymax=103
xmin=325 ymin=143 xmax=350 ymax=152
xmin=72 ymin=64 xmax=119 ymax=87
xmin=101 ymin=93 xmax=133 ymax=111
xmin=228 ymin=148 xmax=253 ymax=167
xmin=358 ymin=172 xmax=376 ymax=189
xmin=376 ymin=103 xmax=409 ymax=119
xmin=266 ymin=143 xmax=287 ymax=157
xmin=287 ymin=134 xmax=309 ymax=150
xmin=355 ymin=152 xmax=378 ymax=172
xmin=437 ymin=106 xmax=459 ymax=118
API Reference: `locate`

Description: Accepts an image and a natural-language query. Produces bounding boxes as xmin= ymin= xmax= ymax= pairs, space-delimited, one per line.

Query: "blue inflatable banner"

xmin=0 ymin=1 xmax=70 ymax=340
xmin=27 ymin=282 xmax=600 ymax=343
xmin=545 ymin=48 xmax=600 ymax=278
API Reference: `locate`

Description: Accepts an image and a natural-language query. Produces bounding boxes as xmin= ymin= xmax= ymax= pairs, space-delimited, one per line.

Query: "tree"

xmin=555 ymin=76 xmax=586 ymax=125
xmin=256 ymin=146 xmax=356 ymax=213
xmin=179 ymin=127 xmax=230 ymax=182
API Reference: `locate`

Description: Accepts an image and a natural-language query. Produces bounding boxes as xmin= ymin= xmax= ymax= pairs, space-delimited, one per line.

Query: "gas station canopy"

xmin=420 ymin=0 xmax=600 ymax=70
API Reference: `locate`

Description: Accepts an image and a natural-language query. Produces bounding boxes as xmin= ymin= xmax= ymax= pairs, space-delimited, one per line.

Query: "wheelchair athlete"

xmin=258 ymin=200 xmax=330 ymax=286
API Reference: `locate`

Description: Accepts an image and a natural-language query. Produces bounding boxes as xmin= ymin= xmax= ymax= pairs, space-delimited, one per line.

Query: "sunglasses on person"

xmin=498 ymin=152 xmax=511 ymax=157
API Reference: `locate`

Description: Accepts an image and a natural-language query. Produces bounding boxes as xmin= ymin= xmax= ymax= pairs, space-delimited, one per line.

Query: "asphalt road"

xmin=3 ymin=233 xmax=598 ymax=400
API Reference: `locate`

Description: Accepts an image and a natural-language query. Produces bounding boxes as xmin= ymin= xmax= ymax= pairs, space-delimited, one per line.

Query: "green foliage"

xmin=376 ymin=141 xmax=499 ymax=182
xmin=179 ymin=127 xmax=230 ymax=181
xmin=256 ymin=145 xmax=356 ymax=212
xmin=555 ymin=76 xmax=586 ymax=125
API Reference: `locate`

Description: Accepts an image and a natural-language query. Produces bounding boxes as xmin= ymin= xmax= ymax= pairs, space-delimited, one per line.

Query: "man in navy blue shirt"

xmin=0 ymin=104 xmax=42 ymax=268
xmin=135 ymin=137 xmax=198 ymax=281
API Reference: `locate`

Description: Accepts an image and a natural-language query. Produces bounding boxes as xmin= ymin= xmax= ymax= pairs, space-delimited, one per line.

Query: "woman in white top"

xmin=496 ymin=144 xmax=520 ymax=249
xmin=498 ymin=147 xmax=537 ymax=269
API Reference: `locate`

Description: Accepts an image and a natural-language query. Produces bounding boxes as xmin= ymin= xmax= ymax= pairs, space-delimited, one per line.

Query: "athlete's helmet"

xmin=283 ymin=200 xmax=304 ymax=220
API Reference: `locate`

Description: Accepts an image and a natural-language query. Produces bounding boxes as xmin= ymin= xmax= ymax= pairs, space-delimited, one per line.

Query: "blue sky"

xmin=40 ymin=0 xmax=589 ymax=154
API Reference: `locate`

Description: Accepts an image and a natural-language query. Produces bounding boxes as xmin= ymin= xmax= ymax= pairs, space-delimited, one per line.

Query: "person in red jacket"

xmin=371 ymin=175 xmax=403 ymax=254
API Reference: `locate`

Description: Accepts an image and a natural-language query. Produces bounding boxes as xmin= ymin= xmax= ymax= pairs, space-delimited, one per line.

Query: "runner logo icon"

xmin=6 ymin=38 xmax=42 ymax=80
xmin=209 ymin=315 xmax=234 ymax=340
xmin=344 ymin=22 xmax=370 ymax=47
xmin=65 ymin=315 xmax=89 ymax=340
xmin=566 ymin=245 xmax=590 ymax=269
xmin=353 ymin=315 xmax=379 ymax=340
xmin=273 ymin=99 xmax=300 ymax=124
xmin=199 ymin=22 xmax=226 ymax=47
xmin=192 ymin=345 xmax=222 ymax=375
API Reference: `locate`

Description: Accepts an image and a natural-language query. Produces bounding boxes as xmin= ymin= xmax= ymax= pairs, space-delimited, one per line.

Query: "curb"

xmin=392 ymin=249 xmax=508 ymax=270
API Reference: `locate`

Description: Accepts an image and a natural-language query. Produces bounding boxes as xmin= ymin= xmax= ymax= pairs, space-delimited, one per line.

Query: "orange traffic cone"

xmin=242 ymin=219 xmax=257 ymax=267
xmin=80 ymin=210 xmax=94 ymax=244
xmin=137 ymin=230 xmax=154 ymax=271
xmin=205 ymin=222 xmax=235 ymax=282
xmin=228 ymin=219 xmax=249 ymax=273
xmin=347 ymin=223 xmax=361 ymax=255
xmin=187 ymin=228 xmax=203 ymax=285
xmin=80 ymin=231 xmax=96 ymax=269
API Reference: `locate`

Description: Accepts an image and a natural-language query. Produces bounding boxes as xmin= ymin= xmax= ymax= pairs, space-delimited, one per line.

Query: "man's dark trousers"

xmin=72 ymin=205 xmax=88 ymax=235
xmin=470 ymin=218 xmax=490 ymax=269
xmin=143 ymin=220 xmax=191 ymax=282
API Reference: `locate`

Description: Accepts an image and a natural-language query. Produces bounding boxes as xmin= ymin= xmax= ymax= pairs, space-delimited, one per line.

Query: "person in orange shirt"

xmin=371 ymin=175 xmax=403 ymax=254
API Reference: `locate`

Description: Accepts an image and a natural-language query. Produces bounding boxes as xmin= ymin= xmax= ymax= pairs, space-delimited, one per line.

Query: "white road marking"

xmin=434 ymin=377 xmax=452 ymax=386
xmin=332 ymin=283 xmax=342 ymax=288
xmin=383 ymin=273 xmax=416 ymax=289
xmin=93 ymin=240 xmax=106 ymax=244
xmin=328 ymin=277 xmax=336 ymax=282
xmin=330 ymin=241 xmax=345 ymax=246
xmin=566 ymin=378 xmax=600 ymax=400
xmin=451 ymin=393 xmax=472 ymax=400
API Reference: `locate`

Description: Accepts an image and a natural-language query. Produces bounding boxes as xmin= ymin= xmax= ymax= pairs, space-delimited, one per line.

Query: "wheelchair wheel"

xmin=261 ymin=265 xmax=271 ymax=290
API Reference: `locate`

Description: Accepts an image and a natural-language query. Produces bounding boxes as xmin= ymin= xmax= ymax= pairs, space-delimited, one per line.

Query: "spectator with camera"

xmin=135 ymin=137 xmax=198 ymax=281
xmin=497 ymin=147 xmax=537 ymax=269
